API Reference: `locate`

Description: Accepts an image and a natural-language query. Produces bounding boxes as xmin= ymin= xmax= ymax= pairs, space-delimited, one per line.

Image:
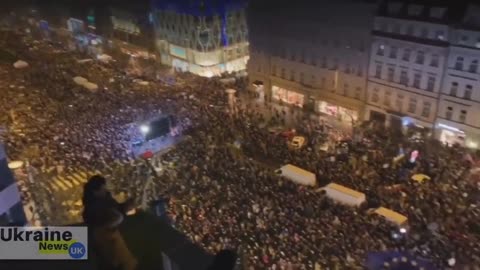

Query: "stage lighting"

xmin=399 ymin=228 xmax=407 ymax=234
xmin=140 ymin=125 xmax=150 ymax=134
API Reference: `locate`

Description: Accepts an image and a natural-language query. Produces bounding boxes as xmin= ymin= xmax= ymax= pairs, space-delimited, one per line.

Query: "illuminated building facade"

xmin=152 ymin=0 xmax=249 ymax=77
xmin=247 ymin=0 xmax=376 ymax=123
xmin=366 ymin=2 xmax=450 ymax=132
xmin=435 ymin=4 xmax=480 ymax=148
xmin=0 ymin=143 xmax=27 ymax=226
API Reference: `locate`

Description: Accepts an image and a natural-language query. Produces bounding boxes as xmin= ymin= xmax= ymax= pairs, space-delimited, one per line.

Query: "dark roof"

xmin=377 ymin=0 xmax=469 ymax=24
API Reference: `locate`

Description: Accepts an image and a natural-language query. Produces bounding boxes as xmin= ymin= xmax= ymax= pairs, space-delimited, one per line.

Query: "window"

xmin=332 ymin=58 xmax=339 ymax=70
xmin=402 ymin=49 xmax=411 ymax=61
xmin=413 ymin=73 xmax=421 ymax=88
xmin=389 ymin=46 xmax=398 ymax=58
xmin=372 ymin=88 xmax=380 ymax=103
xmin=311 ymin=75 xmax=316 ymax=85
xmin=354 ymin=87 xmax=362 ymax=99
xmin=290 ymin=70 xmax=295 ymax=81
xmin=406 ymin=25 xmax=414 ymax=35
xmin=395 ymin=94 xmax=404 ymax=110
xmin=430 ymin=54 xmax=439 ymax=67
xmin=400 ymin=70 xmax=408 ymax=85
xmin=421 ymin=28 xmax=428 ymax=38
xmin=387 ymin=67 xmax=395 ymax=82
xmin=415 ymin=51 xmax=425 ymax=64
xmin=450 ymin=82 xmax=458 ymax=96
xmin=375 ymin=64 xmax=382 ymax=78
xmin=345 ymin=63 xmax=351 ymax=74
xmin=436 ymin=30 xmax=445 ymax=40
xmin=464 ymin=85 xmax=472 ymax=100
xmin=357 ymin=66 xmax=363 ymax=77
xmin=421 ymin=102 xmax=431 ymax=118
xmin=300 ymin=72 xmax=304 ymax=84
xmin=455 ymin=57 xmax=464 ymax=70
xmin=377 ymin=44 xmax=385 ymax=56
xmin=459 ymin=110 xmax=467 ymax=123
xmin=321 ymin=77 xmax=326 ymax=88
xmin=408 ymin=98 xmax=417 ymax=113
xmin=446 ymin=107 xmax=453 ymax=120
xmin=384 ymin=91 xmax=392 ymax=107
xmin=469 ymin=60 xmax=478 ymax=73
xmin=427 ymin=76 xmax=435 ymax=91
xmin=281 ymin=68 xmax=286 ymax=78
xmin=343 ymin=83 xmax=349 ymax=96
xmin=393 ymin=24 xmax=401 ymax=33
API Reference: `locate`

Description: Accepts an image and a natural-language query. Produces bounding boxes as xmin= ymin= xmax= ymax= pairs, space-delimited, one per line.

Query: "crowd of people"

xmin=1 ymin=26 xmax=479 ymax=269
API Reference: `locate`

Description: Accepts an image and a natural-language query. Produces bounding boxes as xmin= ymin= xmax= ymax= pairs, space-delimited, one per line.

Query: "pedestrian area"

xmin=43 ymin=169 xmax=101 ymax=193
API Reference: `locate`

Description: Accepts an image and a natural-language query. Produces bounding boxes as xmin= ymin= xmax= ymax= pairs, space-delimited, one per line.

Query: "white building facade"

xmin=247 ymin=1 xmax=376 ymax=124
xmin=366 ymin=3 xmax=450 ymax=132
xmin=436 ymin=6 xmax=480 ymax=148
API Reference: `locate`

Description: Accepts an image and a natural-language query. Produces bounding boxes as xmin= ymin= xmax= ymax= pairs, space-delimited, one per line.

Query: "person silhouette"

xmin=82 ymin=175 xmax=137 ymax=270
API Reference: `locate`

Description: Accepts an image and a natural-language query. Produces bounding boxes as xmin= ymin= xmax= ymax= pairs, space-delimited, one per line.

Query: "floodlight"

xmin=140 ymin=125 xmax=150 ymax=134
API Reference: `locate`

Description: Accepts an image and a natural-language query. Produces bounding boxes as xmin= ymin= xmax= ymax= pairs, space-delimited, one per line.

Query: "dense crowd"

xmin=1 ymin=29 xmax=479 ymax=269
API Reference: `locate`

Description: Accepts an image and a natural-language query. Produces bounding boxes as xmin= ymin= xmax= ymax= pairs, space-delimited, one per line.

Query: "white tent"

xmin=97 ymin=54 xmax=112 ymax=62
xmin=13 ymin=60 xmax=29 ymax=69
xmin=136 ymin=80 xmax=149 ymax=86
xmin=77 ymin=59 xmax=93 ymax=64
xmin=73 ymin=76 xmax=88 ymax=85
xmin=8 ymin=161 xmax=24 ymax=170
xmin=83 ymin=82 xmax=98 ymax=91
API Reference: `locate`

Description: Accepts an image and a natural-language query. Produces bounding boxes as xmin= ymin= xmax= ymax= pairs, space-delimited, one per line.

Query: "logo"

xmin=0 ymin=227 xmax=88 ymax=260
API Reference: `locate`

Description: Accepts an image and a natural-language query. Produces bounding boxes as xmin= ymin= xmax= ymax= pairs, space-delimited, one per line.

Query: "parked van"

xmin=321 ymin=183 xmax=366 ymax=207
xmin=277 ymin=164 xmax=316 ymax=186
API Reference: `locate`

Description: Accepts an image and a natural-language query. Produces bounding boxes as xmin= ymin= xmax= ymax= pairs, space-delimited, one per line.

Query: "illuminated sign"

xmin=438 ymin=123 xmax=464 ymax=133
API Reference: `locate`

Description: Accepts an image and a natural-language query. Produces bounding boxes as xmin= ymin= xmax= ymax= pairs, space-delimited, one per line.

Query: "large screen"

xmin=145 ymin=117 xmax=170 ymax=141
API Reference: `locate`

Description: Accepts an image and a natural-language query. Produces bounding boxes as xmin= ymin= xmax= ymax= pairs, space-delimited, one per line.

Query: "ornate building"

xmin=152 ymin=0 xmax=249 ymax=77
